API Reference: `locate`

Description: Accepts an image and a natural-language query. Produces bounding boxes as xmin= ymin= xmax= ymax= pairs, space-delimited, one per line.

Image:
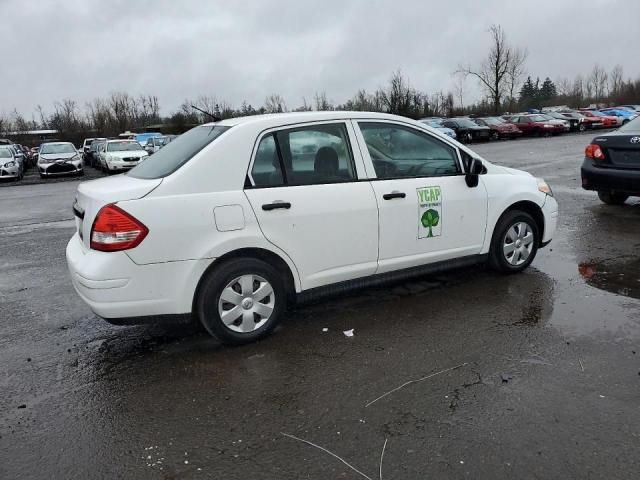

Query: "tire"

xmin=195 ymin=258 xmax=287 ymax=345
xmin=578 ymin=123 xmax=586 ymax=132
xmin=490 ymin=131 xmax=500 ymax=141
xmin=489 ymin=210 xmax=539 ymax=273
xmin=597 ymin=191 xmax=628 ymax=205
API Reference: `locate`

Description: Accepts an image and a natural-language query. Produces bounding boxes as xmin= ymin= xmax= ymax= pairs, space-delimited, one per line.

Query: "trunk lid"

xmin=73 ymin=175 xmax=162 ymax=248
xmin=593 ymin=134 xmax=640 ymax=169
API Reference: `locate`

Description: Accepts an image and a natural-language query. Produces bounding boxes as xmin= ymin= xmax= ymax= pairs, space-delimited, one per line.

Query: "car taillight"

xmin=90 ymin=204 xmax=148 ymax=252
xmin=585 ymin=143 xmax=605 ymax=161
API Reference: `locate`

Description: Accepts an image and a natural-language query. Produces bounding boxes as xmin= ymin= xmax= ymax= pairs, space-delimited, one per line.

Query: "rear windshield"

xmin=618 ymin=116 xmax=640 ymax=133
xmin=128 ymin=125 xmax=230 ymax=179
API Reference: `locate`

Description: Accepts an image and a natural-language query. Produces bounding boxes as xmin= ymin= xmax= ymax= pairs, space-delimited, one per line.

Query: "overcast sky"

xmin=1 ymin=0 xmax=639 ymax=117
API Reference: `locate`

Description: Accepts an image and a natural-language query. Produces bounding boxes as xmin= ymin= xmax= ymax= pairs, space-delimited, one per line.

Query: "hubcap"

xmin=218 ymin=274 xmax=275 ymax=333
xmin=503 ymin=222 xmax=534 ymax=266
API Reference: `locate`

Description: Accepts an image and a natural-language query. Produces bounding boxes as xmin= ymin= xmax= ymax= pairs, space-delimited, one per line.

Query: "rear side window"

xmin=128 ymin=125 xmax=230 ymax=179
xmin=251 ymin=123 xmax=356 ymax=187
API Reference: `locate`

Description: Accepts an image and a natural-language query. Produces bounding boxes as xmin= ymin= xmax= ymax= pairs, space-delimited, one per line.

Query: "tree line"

xmin=2 ymin=24 xmax=640 ymax=141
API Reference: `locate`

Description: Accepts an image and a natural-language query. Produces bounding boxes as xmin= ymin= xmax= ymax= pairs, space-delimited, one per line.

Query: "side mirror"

xmin=465 ymin=158 xmax=484 ymax=188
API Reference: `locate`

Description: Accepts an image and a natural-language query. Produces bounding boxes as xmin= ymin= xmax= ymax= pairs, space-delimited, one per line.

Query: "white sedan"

xmin=98 ymin=140 xmax=149 ymax=173
xmin=67 ymin=111 xmax=558 ymax=344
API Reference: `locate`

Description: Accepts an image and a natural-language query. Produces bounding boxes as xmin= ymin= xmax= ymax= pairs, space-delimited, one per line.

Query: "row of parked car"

xmin=82 ymin=133 xmax=177 ymax=172
xmin=420 ymin=105 xmax=640 ymax=143
xmin=0 ymin=132 xmax=180 ymax=182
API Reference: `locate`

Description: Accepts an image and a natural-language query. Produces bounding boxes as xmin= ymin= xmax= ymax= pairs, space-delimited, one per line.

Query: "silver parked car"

xmin=0 ymin=146 xmax=23 ymax=180
xmin=37 ymin=142 xmax=84 ymax=178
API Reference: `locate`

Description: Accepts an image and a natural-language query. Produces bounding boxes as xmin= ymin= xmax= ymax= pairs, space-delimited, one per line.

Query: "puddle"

xmin=579 ymin=258 xmax=640 ymax=300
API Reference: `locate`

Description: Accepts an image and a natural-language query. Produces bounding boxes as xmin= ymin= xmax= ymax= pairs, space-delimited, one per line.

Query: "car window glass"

xmin=359 ymin=122 xmax=459 ymax=179
xmin=251 ymin=134 xmax=284 ymax=187
xmin=274 ymin=123 xmax=356 ymax=186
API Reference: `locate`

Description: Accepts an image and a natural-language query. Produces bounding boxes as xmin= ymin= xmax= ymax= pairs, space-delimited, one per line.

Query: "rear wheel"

xmin=489 ymin=210 xmax=539 ymax=273
xmin=597 ymin=191 xmax=628 ymax=205
xmin=195 ymin=258 xmax=286 ymax=345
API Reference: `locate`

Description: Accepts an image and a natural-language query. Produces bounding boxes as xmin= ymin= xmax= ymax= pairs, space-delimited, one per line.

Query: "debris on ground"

xmin=343 ymin=329 xmax=354 ymax=337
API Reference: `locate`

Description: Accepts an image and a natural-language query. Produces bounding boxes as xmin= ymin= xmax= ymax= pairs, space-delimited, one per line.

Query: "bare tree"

xmin=314 ymin=91 xmax=333 ymax=111
xmin=588 ymin=64 xmax=608 ymax=101
xmin=610 ymin=65 xmax=624 ymax=98
xmin=264 ymin=94 xmax=287 ymax=113
xmin=457 ymin=25 xmax=526 ymax=114
xmin=452 ymin=73 xmax=466 ymax=110
xmin=556 ymin=77 xmax=571 ymax=97
xmin=505 ymin=47 xmax=528 ymax=109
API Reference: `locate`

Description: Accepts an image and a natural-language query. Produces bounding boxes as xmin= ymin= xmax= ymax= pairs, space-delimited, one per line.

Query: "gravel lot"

xmin=1 ymin=133 xmax=639 ymax=479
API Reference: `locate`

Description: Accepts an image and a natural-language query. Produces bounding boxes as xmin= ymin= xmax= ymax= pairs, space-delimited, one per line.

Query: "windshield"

xmin=128 ymin=125 xmax=230 ymax=179
xmin=529 ymin=115 xmax=550 ymax=122
xmin=107 ymin=141 xmax=143 ymax=152
xmin=455 ymin=119 xmax=479 ymax=128
xmin=590 ymin=111 xmax=605 ymax=117
xmin=40 ymin=143 xmax=76 ymax=155
xmin=480 ymin=117 xmax=503 ymax=125
xmin=0 ymin=148 xmax=12 ymax=158
xmin=619 ymin=116 xmax=640 ymax=133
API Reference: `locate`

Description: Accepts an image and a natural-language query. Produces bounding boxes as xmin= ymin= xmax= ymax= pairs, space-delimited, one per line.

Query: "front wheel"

xmin=489 ymin=210 xmax=539 ymax=273
xmin=597 ymin=191 xmax=628 ymax=205
xmin=578 ymin=123 xmax=586 ymax=132
xmin=195 ymin=258 xmax=287 ymax=345
xmin=490 ymin=131 xmax=500 ymax=141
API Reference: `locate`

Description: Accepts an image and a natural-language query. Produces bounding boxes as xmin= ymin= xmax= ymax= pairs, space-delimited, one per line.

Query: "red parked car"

xmin=579 ymin=110 xmax=618 ymax=128
xmin=473 ymin=117 xmax=522 ymax=140
xmin=507 ymin=114 xmax=566 ymax=136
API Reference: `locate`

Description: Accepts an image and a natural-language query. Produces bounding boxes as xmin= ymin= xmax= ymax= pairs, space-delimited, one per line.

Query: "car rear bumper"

xmin=66 ymin=233 xmax=214 ymax=320
xmin=581 ymin=159 xmax=640 ymax=195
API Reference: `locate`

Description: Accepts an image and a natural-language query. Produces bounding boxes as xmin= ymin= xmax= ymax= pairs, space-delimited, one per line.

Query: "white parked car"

xmin=98 ymin=140 xmax=149 ymax=173
xmin=0 ymin=146 xmax=23 ymax=180
xmin=38 ymin=142 xmax=83 ymax=178
xmin=67 ymin=112 xmax=558 ymax=344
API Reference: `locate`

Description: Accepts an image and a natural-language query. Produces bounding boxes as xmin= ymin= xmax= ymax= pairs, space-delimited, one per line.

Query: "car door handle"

xmin=383 ymin=192 xmax=406 ymax=200
xmin=262 ymin=202 xmax=291 ymax=211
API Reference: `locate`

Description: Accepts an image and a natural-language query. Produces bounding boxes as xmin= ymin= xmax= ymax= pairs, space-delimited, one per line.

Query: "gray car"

xmin=37 ymin=142 xmax=84 ymax=178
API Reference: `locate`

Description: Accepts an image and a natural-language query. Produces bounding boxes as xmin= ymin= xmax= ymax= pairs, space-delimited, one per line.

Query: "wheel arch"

xmin=192 ymin=247 xmax=298 ymax=314
xmin=496 ymin=200 xmax=545 ymax=247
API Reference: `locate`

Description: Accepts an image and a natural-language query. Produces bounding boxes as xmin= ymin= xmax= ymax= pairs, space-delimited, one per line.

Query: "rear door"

xmin=244 ymin=121 xmax=379 ymax=290
xmin=352 ymin=120 xmax=488 ymax=274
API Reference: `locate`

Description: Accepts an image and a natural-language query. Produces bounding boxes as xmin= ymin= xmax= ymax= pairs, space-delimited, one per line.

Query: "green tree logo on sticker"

xmin=421 ymin=209 xmax=440 ymax=238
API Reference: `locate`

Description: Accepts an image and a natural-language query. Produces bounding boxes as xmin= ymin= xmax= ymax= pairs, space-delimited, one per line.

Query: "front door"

xmin=352 ymin=120 xmax=488 ymax=274
xmin=244 ymin=121 xmax=379 ymax=290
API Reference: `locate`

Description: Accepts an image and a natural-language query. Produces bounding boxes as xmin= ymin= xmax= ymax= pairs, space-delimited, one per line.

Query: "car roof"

xmin=207 ymin=111 xmax=417 ymax=129
xmin=106 ymin=139 xmax=138 ymax=142
xmin=41 ymin=141 xmax=74 ymax=145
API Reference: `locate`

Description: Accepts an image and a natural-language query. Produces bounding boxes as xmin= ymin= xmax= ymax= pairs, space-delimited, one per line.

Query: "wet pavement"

xmin=1 ymin=133 xmax=639 ymax=479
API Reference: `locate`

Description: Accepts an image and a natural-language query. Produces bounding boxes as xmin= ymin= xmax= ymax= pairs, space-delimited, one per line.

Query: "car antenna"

xmin=191 ymin=105 xmax=221 ymax=122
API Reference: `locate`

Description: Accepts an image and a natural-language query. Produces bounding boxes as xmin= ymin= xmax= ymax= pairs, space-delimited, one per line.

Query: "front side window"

xmin=251 ymin=123 xmax=356 ymax=187
xmin=359 ymin=122 xmax=459 ymax=179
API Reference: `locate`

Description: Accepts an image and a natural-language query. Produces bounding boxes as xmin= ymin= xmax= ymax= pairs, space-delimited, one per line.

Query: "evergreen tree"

xmin=519 ymin=76 xmax=536 ymax=103
xmin=539 ymin=77 xmax=557 ymax=102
